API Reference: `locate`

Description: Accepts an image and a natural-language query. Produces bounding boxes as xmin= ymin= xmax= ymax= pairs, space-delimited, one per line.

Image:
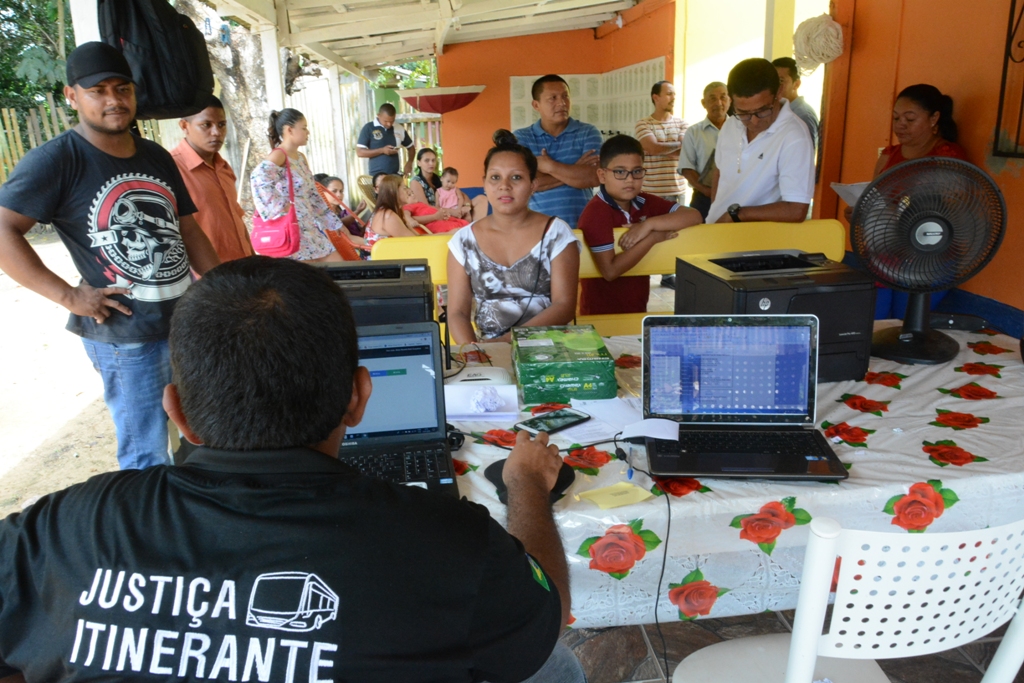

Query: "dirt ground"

xmin=0 ymin=231 xmax=118 ymax=517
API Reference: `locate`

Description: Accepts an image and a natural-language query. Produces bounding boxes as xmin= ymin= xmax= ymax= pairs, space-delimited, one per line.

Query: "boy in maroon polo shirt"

xmin=578 ymin=135 xmax=701 ymax=315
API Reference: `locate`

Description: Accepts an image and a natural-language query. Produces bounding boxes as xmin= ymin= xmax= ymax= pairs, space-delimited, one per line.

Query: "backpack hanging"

xmin=98 ymin=0 xmax=215 ymax=120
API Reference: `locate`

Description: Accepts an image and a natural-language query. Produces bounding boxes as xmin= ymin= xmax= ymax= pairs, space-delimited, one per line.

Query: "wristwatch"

xmin=728 ymin=203 xmax=742 ymax=222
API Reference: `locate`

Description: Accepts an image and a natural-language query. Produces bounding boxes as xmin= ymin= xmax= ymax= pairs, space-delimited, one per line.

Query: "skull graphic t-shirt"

xmin=0 ymin=130 xmax=197 ymax=342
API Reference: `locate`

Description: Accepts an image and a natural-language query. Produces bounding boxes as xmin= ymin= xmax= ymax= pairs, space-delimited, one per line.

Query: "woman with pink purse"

xmin=250 ymin=108 xmax=357 ymax=261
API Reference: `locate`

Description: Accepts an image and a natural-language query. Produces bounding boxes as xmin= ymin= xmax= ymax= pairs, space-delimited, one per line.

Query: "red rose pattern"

xmin=653 ymin=477 xmax=704 ymax=497
xmin=481 ymin=429 xmax=518 ymax=448
xmin=934 ymin=411 xmax=986 ymax=430
xmin=823 ymin=422 xmax=871 ymax=445
xmin=587 ymin=524 xmax=647 ymax=574
xmin=957 ymin=363 xmax=1002 ymax=377
xmin=530 ymin=402 xmax=570 ymax=416
xmin=615 ymin=354 xmax=642 ymax=369
xmin=668 ymin=581 xmax=720 ymax=618
xmin=564 ymin=446 xmax=612 ymax=471
xmin=864 ymin=371 xmax=902 ymax=388
xmin=891 ymin=482 xmax=946 ymax=531
xmin=922 ymin=443 xmax=977 ymax=467
xmin=739 ymin=501 xmax=796 ymax=545
xmin=453 ymin=459 xmax=471 ymax=476
xmin=841 ymin=394 xmax=890 ymax=414
xmin=948 ymin=383 xmax=998 ymax=400
xmin=968 ymin=341 xmax=1010 ymax=356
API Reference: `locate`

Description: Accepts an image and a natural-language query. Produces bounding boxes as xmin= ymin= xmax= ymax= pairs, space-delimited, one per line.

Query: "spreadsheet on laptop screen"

xmin=344 ymin=331 xmax=440 ymax=440
xmin=648 ymin=325 xmax=811 ymax=417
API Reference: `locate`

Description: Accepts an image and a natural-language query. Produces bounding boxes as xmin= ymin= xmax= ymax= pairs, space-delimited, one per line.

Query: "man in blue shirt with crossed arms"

xmin=513 ymin=75 xmax=602 ymax=228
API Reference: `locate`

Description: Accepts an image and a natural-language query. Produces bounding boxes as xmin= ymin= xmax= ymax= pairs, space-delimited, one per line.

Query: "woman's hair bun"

xmin=492 ymin=129 xmax=518 ymax=147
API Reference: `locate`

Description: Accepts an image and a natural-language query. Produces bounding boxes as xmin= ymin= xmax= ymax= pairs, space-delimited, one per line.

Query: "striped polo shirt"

xmin=635 ymin=115 xmax=688 ymax=198
xmin=513 ymin=118 xmax=603 ymax=228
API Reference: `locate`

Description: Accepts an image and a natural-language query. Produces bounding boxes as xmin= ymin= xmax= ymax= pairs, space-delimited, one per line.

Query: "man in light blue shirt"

xmin=513 ymin=75 xmax=602 ymax=227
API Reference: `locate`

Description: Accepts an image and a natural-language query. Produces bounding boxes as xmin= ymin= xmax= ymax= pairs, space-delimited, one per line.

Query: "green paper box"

xmin=512 ymin=326 xmax=618 ymax=404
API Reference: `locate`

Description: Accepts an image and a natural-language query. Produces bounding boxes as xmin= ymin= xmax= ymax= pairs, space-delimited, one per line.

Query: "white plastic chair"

xmin=673 ymin=516 xmax=1024 ymax=683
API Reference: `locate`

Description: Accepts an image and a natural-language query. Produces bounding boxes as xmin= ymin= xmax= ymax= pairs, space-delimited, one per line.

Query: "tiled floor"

xmin=560 ymin=611 xmax=1020 ymax=683
xmin=566 ymin=279 xmax=1023 ymax=683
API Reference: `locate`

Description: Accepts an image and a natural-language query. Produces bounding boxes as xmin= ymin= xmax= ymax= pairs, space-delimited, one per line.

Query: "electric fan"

xmin=850 ymin=157 xmax=1006 ymax=364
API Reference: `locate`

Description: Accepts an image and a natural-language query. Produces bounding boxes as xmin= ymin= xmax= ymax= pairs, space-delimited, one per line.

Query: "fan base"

xmin=871 ymin=326 xmax=960 ymax=365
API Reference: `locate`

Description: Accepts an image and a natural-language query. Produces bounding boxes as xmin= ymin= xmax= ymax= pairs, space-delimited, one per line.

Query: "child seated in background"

xmin=436 ymin=167 xmax=474 ymax=220
xmin=577 ymin=135 xmax=702 ymax=315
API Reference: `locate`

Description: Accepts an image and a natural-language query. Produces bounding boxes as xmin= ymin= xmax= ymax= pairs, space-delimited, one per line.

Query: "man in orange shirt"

xmin=171 ymin=96 xmax=254 ymax=261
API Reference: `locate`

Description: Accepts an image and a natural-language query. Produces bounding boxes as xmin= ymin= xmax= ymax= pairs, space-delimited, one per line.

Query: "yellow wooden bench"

xmin=370 ymin=220 xmax=847 ymax=337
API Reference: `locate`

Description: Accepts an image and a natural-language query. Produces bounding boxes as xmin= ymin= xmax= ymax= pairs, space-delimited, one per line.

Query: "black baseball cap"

xmin=66 ymin=42 xmax=135 ymax=88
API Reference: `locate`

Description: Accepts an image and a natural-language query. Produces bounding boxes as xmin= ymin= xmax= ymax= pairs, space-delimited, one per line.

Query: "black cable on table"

xmin=616 ymin=435 xmax=671 ymax=683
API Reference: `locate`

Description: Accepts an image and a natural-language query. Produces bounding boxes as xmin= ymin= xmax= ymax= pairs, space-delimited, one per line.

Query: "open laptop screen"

xmin=344 ymin=327 xmax=442 ymax=441
xmin=643 ymin=315 xmax=818 ymax=425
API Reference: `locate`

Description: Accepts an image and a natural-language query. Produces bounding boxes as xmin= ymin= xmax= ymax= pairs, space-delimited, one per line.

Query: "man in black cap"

xmin=0 ymin=41 xmax=220 ymax=470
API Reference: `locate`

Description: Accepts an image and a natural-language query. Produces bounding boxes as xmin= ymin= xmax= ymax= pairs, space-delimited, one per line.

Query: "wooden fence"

xmin=0 ymin=94 xmax=164 ymax=183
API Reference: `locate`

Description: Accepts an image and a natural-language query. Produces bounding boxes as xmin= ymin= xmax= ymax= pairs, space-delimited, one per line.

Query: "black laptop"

xmin=642 ymin=315 xmax=848 ymax=481
xmin=338 ymin=322 xmax=460 ymax=497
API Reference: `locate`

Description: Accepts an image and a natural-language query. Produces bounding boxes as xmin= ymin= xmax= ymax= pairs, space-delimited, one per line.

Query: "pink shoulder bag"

xmin=251 ymin=150 xmax=301 ymax=257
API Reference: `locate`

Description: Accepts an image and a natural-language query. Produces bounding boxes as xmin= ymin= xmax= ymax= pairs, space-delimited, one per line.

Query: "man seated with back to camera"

xmin=0 ymin=257 xmax=584 ymax=683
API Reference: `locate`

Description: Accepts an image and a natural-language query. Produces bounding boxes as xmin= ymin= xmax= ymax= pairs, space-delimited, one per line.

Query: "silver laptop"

xmin=642 ymin=315 xmax=848 ymax=481
xmin=338 ymin=322 xmax=459 ymax=497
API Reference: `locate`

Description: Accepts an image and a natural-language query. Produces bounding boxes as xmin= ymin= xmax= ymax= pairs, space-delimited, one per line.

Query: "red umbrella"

xmin=400 ymin=86 xmax=486 ymax=114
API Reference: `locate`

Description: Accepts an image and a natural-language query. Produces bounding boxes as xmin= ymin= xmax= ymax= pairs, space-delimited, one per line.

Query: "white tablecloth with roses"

xmin=448 ymin=323 xmax=1023 ymax=628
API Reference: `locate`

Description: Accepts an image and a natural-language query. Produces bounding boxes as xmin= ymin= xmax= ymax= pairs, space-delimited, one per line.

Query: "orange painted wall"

xmin=436 ymin=1 xmax=675 ymax=186
xmin=832 ymin=0 xmax=1023 ymax=310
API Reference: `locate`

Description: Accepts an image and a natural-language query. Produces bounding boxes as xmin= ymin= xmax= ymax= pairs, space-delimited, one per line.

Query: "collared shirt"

xmin=0 ymin=445 xmax=562 ymax=682
xmin=577 ymin=186 xmax=677 ymax=315
xmin=513 ymin=118 xmax=603 ymax=228
xmin=635 ymin=115 xmax=687 ymax=198
xmin=706 ymin=100 xmax=814 ymax=223
xmin=171 ymin=139 xmax=253 ymax=262
xmin=357 ymin=117 xmax=414 ymax=176
xmin=678 ymin=116 xmax=723 ymax=178
xmin=788 ymin=96 xmax=820 ymax=148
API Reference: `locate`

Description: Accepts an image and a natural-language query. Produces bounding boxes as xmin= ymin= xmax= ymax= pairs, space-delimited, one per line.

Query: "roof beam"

xmin=345 ymin=41 xmax=433 ymax=65
xmin=283 ymin=8 xmax=440 ymax=45
xmin=214 ymin=0 xmax=276 ymax=26
xmin=324 ymin=30 xmax=432 ymax=50
xmin=459 ymin=1 xmax=631 ymax=28
xmin=299 ymin=40 xmax=368 ymax=79
xmin=285 ymin=0 xmax=403 ymax=9
xmin=448 ymin=14 xmax=614 ymax=43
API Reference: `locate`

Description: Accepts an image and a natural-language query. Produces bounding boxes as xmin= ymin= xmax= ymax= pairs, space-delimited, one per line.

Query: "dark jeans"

xmin=690 ymin=191 xmax=711 ymax=220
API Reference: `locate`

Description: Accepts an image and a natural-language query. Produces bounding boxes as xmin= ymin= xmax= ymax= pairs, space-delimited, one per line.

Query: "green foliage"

xmin=0 ymin=0 xmax=75 ymax=108
xmin=374 ymin=59 xmax=437 ymax=89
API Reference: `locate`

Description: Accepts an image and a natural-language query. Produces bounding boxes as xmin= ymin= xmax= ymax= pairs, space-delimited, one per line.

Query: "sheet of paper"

xmin=620 ymin=418 xmax=680 ymax=441
xmin=578 ymin=482 xmax=654 ymax=509
xmin=830 ymin=181 xmax=870 ymax=207
xmin=444 ymin=384 xmax=519 ymax=422
xmin=558 ymin=418 xmax=620 ymax=444
xmin=570 ymin=397 xmax=643 ymax=432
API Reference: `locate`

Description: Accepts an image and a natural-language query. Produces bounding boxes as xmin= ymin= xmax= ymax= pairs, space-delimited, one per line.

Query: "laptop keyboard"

xmin=340 ymin=444 xmax=453 ymax=485
xmin=656 ymin=430 xmax=820 ymax=456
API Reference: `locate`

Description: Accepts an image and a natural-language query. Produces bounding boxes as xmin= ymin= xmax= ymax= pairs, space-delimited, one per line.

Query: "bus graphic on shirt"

xmin=246 ymin=572 xmax=339 ymax=632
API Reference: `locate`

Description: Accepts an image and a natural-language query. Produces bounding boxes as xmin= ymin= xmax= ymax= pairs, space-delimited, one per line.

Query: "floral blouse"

xmin=250 ymin=152 xmax=339 ymax=261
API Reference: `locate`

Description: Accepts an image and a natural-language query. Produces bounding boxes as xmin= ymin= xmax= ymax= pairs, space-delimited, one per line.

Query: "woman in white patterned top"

xmin=250 ymin=108 xmax=351 ymax=262
xmin=447 ymin=129 xmax=580 ymax=343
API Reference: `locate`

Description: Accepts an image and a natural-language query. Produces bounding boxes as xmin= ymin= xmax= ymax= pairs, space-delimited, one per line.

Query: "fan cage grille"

xmin=851 ymin=158 xmax=1005 ymax=292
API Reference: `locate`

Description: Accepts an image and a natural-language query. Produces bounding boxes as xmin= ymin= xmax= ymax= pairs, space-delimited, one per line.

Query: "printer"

xmin=319 ymin=259 xmax=433 ymax=326
xmin=674 ymin=250 xmax=875 ymax=382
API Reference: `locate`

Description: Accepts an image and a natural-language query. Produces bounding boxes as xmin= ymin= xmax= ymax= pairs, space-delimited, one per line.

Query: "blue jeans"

xmin=81 ymin=338 xmax=172 ymax=470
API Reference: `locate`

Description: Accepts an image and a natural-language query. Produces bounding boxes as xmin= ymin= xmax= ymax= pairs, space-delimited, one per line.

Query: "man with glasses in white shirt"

xmin=706 ymin=58 xmax=814 ymax=224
